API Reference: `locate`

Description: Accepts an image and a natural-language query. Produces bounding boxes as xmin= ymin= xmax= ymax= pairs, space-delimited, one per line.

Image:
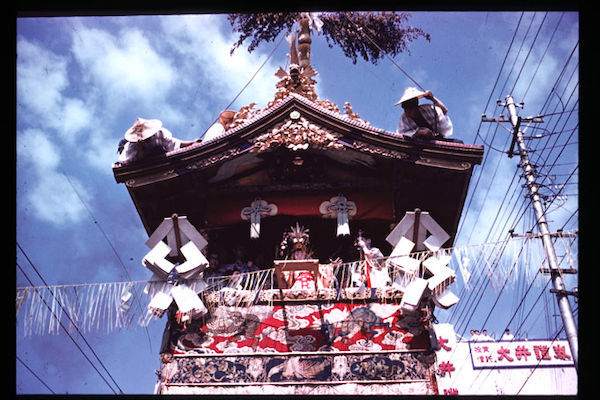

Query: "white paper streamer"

xmin=16 ymin=231 xmax=577 ymax=337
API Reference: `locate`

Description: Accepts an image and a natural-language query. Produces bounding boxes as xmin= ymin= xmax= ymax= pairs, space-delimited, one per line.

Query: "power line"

xmin=17 ymin=243 xmax=124 ymax=394
xmin=447 ymin=236 xmax=552 ymax=390
xmin=456 ymin=12 xmax=525 ymax=240
xmin=482 ymin=95 xmax=578 ymax=370
xmin=17 ymin=355 xmax=56 ymax=394
xmin=509 ymin=12 xmax=548 ymax=96
xmin=521 ymin=12 xmax=565 ymax=101
xmin=458 ymin=24 xmax=578 ymax=341
xmin=481 ymin=12 xmax=526 ymax=118
xmin=470 ymin=274 xmax=554 ymax=393
xmin=60 ymin=170 xmax=153 ymax=352
xmin=17 ymin=262 xmax=120 ymax=394
xmin=500 ymin=12 xmax=538 ymax=97
xmin=516 ymin=325 xmax=566 ymax=394
xmin=200 ymin=32 xmax=286 ymax=140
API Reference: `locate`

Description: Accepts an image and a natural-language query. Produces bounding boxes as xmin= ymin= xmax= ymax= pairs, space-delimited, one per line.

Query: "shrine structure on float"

xmin=112 ymin=17 xmax=486 ymax=395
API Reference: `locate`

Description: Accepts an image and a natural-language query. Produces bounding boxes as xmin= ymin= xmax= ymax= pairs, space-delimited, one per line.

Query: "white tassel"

xmin=319 ymin=194 xmax=356 ymax=237
xmin=337 ymin=210 xmax=350 ymax=236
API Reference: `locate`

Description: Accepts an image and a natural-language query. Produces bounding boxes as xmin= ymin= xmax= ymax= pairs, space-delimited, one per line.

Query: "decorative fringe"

xmin=16 ymin=231 xmax=577 ymax=337
xmin=17 ymin=281 xmax=150 ymax=338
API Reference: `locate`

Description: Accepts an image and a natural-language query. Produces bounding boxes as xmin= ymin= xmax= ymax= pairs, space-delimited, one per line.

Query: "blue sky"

xmin=16 ymin=12 xmax=579 ymax=394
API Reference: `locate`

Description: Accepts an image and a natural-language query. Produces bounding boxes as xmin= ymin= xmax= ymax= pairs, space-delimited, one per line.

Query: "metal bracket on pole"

xmin=507 ymin=116 xmax=521 ymax=158
xmin=549 ymin=288 xmax=578 ymax=298
xmin=540 ymin=268 xmax=578 ymax=275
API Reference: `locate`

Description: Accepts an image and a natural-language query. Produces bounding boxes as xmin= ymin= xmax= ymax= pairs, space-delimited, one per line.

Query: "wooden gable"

xmin=113 ymin=93 xmax=483 ymax=255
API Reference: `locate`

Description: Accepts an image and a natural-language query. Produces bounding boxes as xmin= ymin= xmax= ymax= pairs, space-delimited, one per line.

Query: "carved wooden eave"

xmin=112 ymin=93 xmax=484 ymax=246
xmin=113 ymin=93 xmax=483 ymax=186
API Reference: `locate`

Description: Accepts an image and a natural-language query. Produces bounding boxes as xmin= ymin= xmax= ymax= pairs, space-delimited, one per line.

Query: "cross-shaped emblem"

xmin=241 ymin=198 xmax=278 ymax=238
xmin=319 ymin=193 xmax=357 ymax=236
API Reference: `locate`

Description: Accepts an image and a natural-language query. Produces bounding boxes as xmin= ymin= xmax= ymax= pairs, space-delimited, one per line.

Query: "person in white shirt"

xmin=501 ymin=329 xmax=514 ymax=341
xmin=479 ymin=329 xmax=493 ymax=341
xmin=118 ymin=118 xmax=198 ymax=163
xmin=203 ymin=110 xmax=236 ymax=142
xmin=355 ymin=232 xmax=391 ymax=288
xmin=396 ymin=87 xmax=453 ymax=140
xmin=470 ymin=329 xmax=480 ymax=341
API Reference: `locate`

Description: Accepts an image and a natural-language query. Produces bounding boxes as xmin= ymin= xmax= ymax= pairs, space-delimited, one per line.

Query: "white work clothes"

xmin=203 ymin=123 xmax=226 ymax=142
xmin=119 ymin=129 xmax=181 ymax=162
xmin=397 ymin=104 xmax=453 ymax=138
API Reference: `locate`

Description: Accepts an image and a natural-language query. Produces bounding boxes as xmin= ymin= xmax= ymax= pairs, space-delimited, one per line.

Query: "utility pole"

xmin=482 ymin=95 xmax=578 ymax=370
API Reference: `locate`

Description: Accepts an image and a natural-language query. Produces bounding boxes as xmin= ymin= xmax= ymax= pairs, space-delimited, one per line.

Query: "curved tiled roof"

xmin=162 ymin=92 xmax=482 ymax=159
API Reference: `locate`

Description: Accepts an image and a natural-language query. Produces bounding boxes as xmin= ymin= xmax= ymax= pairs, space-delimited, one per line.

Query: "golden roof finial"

xmin=298 ymin=18 xmax=312 ymax=69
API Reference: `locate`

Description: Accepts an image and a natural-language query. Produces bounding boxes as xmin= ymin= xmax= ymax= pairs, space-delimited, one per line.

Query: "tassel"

xmin=241 ymin=198 xmax=278 ymax=239
xmin=337 ymin=210 xmax=350 ymax=236
xmin=319 ymin=194 xmax=356 ymax=237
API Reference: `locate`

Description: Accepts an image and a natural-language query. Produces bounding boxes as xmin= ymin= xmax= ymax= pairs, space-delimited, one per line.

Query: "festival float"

xmin=111 ymin=15 xmax=485 ymax=395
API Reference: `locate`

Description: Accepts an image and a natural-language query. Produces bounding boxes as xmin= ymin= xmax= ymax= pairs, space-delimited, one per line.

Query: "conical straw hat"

xmin=124 ymin=118 xmax=163 ymax=142
xmin=394 ymin=87 xmax=426 ymax=106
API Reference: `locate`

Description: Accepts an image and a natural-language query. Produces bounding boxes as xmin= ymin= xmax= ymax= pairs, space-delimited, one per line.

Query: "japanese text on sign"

xmin=469 ymin=340 xmax=573 ymax=369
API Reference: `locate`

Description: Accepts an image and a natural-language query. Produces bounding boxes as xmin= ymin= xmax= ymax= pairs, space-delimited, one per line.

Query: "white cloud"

xmin=83 ymin=125 xmax=122 ymax=171
xmin=26 ymin=173 xmax=90 ymax=225
xmin=17 ymin=129 xmax=61 ymax=171
xmin=17 ymin=37 xmax=68 ymax=119
xmin=59 ymin=98 xmax=95 ymax=142
xmin=17 ymin=36 xmax=97 ymax=144
xmin=160 ymin=14 xmax=281 ymax=110
xmin=17 ymin=129 xmax=90 ymax=226
xmin=71 ymin=26 xmax=176 ymax=110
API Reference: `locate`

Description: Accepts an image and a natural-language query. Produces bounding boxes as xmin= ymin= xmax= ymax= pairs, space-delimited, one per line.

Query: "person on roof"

xmin=117 ymin=118 xmax=199 ymax=163
xmin=203 ymin=110 xmax=236 ymax=142
xmin=395 ymin=87 xmax=453 ymax=140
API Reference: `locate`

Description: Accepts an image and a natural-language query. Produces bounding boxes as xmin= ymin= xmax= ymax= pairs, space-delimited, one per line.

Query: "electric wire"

xmin=458 ymin=233 xmax=576 ymax=392
xmin=16 ymin=261 xmax=121 ymax=395
xmin=499 ymin=12 xmax=537 ymax=97
xmin=446 ymin=235 xmax=549 ymax=389
xmin=521 ymin=13 xmax=565 ymax=101
xmin=480 ymin=12 xmax=526 ymax=118
xmin=447 ymin=15 xmax=579 ymax=385
xmin=60 ymin=170 xmax=153 ymax=352
xmin=17 ymin=355 xmax=56 ymax=394
xmin=17 ymin=243 xmax=124 ymax=394
xmin=468 ymin=270 xmax=550 ymax=391
xmin=508 ymin=12 xmax=548 ymax=97
xmin=347 ymin=16 xmax=426 ymax=92
xmin=456 ymin=12 xmax=525 ymax=241
xmin=451 ymin=194 xmax=532 ymax=333
xmin=471 ymin=225 xmax=578 ymax=391
xmin=471 ymin=275 xmax=555 ymax=393
xmin=456 ymin=17 xmax=578 ymax=336
xmin=515 ymin=325 xmax=565 ymax=394
xmin=200 ymin=32 xmax=286 ymax=140
xmin=449 ymin=163 xmax=529 ymax=324
xmin=448 ymin=166 xmax=524 ymax=324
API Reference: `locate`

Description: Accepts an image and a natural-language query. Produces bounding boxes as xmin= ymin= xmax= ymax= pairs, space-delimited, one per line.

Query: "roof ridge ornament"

xmin=226 ymin=15 xmax=372 ymax=133
xmin=251 ymin=112 xmax=345 ymax=153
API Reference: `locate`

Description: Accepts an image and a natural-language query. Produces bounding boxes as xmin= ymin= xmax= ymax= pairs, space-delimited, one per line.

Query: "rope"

xmin=347 ymin=17 xmax=426 ymax=91
xmin=200 ymin=33 xmax=286 ymax=140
